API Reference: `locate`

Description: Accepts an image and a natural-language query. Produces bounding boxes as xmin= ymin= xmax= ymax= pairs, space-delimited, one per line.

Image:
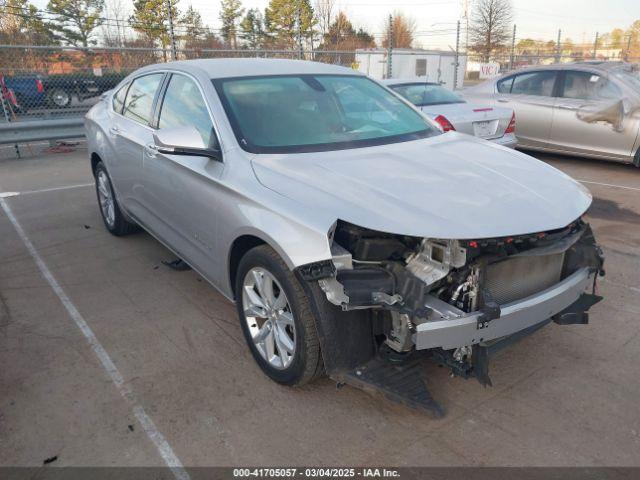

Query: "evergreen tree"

xmin=264 ymin=0 xmax=315 ymax=49
xmin=219 ymin=0 xmax=244 ymax=48
xmin=0 ymin=0 xmax=54 ymax=45
xmin=130 ymin=0 xmax=180 ymax=54
xmin=240 ymin=8 xmax=265 ymax=49
xmin=46 ymin=0 xmax=104 ymax=47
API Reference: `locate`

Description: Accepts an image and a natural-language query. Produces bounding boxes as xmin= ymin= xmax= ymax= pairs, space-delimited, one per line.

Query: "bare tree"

xmin=101 ymin=0 xmax=129 ymax=47
xmin=469 ymin=0 xmax=513 ymax=61
xmin=314 ymin=0 xmax=335 ymax=41
xmin=382 ymin=12 xmax=416 ymax=49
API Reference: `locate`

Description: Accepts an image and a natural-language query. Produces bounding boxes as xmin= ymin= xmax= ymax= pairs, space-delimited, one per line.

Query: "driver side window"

xmin=158 ymin=74 xmax=215 ymax=147
xmin=561 ymin=71 xmax=622 ymax=101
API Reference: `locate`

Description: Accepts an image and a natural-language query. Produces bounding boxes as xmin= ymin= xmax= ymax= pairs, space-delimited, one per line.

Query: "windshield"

xmin=213 ymin=74 xmax=438 ymax=153
xmin=388 ymin=83 xmax=465 ymax=106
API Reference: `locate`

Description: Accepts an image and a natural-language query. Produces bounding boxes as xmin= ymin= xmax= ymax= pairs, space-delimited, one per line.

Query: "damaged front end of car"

xmin=295 ymin=219 xmax=604 ymax=416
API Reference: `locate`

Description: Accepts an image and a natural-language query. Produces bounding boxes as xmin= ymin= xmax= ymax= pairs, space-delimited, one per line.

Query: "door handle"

xmin=109 ymin=126 xmax=120 ymax=135
xmin=497 ymin=98 xmax=509 ymax=103
xmin=144 ymin=142 xmax=158 ymax=157
xmin=556 ymin=104 xmax=578 ymax=111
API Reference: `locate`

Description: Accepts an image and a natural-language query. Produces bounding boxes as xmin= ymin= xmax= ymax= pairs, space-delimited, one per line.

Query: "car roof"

xmin=380 ymin=78 xmax=440 ymax=86
xmin=138 ymin=58 xmax=360 ymax=79
xmin=501 ymin=61 xmax=634 ymax=76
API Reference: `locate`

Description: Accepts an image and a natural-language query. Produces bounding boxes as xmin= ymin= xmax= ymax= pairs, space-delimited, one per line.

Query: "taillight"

xmin=505 ymin=112 xmax=516 ymax=134
xmin=434 ymin=115 xmax=455 ymax=132
xmin=35 ymin=78 xmax=44 ymax=93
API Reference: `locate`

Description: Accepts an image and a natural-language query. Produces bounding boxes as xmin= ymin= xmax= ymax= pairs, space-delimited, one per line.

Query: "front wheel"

xmin=235 ymin=245 xmax=324 ymax=386
xmin=94 ymin=161 xmax=138 ymax=236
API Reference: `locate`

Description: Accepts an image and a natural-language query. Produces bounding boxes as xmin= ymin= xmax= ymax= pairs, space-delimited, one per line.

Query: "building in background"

xmin=354 ymin=48 xmax=467 ymax=90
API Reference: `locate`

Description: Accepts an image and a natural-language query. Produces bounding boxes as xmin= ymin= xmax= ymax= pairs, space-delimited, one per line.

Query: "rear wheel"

xmin=235 ymin=245 xmax=323 ymax=386
xmin=94 ymin=161 xmax=138 ymax=236
xmin=47 ymin=88 xmax=71 ymax=108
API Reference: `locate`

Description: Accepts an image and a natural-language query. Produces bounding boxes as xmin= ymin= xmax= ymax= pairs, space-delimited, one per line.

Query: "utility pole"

xmin=296 ymin=7 xmax=303 ymax=59
xmin=626 ymin=35 xmax=632 ymax=61
xmin=166 ymin=0 xmax=177 ymax=61
xmin=593 ymin=31 xmax=598 ymax=59
xmin=386 ymin=14 xmax=393 ymax=79
xmin=463 ymin=0 xmax=469 ymax=53
xmin=453 ymin=20 xmax=460 ymax=91
xmin=556 ymin=29 xmax=561 ymax=63
xmin=509 ymin=24 xmax=516 ymax=71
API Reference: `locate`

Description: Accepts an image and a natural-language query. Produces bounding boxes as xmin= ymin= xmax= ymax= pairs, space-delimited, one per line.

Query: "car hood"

xmin=250 ymin=133 xmax=592 ymax=239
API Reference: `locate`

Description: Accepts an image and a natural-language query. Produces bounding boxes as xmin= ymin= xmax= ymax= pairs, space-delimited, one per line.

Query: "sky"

xmin=30 ymin=0 xmax=639 ymax=49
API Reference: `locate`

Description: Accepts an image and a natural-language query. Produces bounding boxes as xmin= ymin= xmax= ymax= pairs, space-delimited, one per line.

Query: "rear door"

xmin=494 ymin=70 xmax=559 ymax=148
xmin=549 ymin=70 xmax=635 ymax=160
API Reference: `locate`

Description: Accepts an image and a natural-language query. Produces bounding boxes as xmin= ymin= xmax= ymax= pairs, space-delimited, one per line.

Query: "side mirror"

xmin=153 ymin=125 xmax=222 ymax=161
xmin=576 ymin=100 xmax=624 ymax=132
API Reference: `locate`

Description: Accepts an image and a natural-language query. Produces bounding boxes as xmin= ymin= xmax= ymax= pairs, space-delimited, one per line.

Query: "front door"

xmin=141 ymin=73 xmax=224 ymax=279
xmin=112 ymin=72 xmax=165 ymax=221
xmin=549 ymin=70 xmax=637 ymax=161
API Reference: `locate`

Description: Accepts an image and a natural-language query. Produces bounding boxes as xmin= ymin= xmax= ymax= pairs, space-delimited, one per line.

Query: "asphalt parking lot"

xmin=1 ymin=145 xmax=639 ymax=468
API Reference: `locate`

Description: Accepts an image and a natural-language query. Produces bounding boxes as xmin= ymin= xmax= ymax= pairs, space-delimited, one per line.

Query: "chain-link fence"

xmin=1 ymin=43 xmax=638 ymax=141
xmin=1 ymin=44 xmax=468 ymax=124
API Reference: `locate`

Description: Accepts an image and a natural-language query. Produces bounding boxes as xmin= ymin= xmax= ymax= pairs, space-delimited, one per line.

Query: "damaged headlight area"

xmin=312 ymin=219 xmax=604 ymax=386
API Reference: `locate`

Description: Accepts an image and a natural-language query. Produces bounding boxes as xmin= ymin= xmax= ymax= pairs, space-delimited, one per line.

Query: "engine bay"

xmin=316 ymin=218 xmax=604 ymax=369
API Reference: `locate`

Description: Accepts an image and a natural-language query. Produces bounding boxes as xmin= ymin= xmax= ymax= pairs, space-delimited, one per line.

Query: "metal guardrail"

xmin=0 ymin=117 xmax=84 ymax=145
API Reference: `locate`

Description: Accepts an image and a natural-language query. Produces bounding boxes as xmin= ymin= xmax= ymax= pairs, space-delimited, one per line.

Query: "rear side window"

xmin=112 ymin=83 xmax=128 ymax=113
xmin=390 ymin=83 xmax=464 ymax=106
xmin=561 ymin=71 xmax=622 ymax=101
xmin=510 ymin=71 xmax=557 ymax=96
xmin=122 ymin=73 xmax=164 ymax=125
xmin=496 ymin=76 xmax=514 ymax=93
xmin=158 ymin=74 xmax=214 ymax=146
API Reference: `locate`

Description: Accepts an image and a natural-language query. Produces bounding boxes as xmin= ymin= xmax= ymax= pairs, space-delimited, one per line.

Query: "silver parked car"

xmin=464 ymin=61 xmax=640 ymax=164
xmin=85 ymin=59 xmax=604 ymax=414
xmin=381 ymin=78 xmax=517 ymax=148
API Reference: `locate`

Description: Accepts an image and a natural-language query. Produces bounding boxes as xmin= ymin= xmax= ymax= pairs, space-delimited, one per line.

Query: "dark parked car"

xmin=43 ymin=72 xmax=127 ymax=108
xmin=1 ymin=72 xmax=127 ymax=112
xmin=0 ymin=74 xmax=46 ymax=113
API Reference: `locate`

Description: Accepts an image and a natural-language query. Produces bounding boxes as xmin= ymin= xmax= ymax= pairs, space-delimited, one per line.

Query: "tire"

xmin=47 ymin=87 xmax=72 ymax=108
xmin=94 ymin=161 xmax=138 ymax=236
xmin=235 ymin=245 xmax=324 ymax=386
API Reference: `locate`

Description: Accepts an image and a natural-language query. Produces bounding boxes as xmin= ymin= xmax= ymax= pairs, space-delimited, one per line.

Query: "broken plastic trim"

xmin=296 ymin=259 xmax=336 ymax=281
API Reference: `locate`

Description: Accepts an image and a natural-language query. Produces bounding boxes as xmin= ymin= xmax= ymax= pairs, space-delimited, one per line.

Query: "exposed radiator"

xmin=485 ymin=253 xmax=565 ymax=305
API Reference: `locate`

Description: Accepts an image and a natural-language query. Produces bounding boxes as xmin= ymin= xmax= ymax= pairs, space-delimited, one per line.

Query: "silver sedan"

xmin=85 ymin=59 xmax=603 ymax=413
xmin=464 ymin=61 xmax=640 ymax=165
xmin=381 ymin=78 xmax=517 ymax=148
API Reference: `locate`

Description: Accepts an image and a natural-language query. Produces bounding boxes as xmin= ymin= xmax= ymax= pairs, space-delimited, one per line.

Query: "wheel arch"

xmin=90 ymin=152 xmax=102 ymax=175
xmin=228 ymin=234 xmax=268 ymax=300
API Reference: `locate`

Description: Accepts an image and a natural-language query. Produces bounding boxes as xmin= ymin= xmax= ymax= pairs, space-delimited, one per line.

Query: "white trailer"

xmin=354 ymin=48 xmax=467 ymax=90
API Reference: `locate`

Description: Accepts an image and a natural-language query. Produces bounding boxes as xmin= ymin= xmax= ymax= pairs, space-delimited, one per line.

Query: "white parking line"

xmin=0 ymin=197 xmax=190 ymax=480
xmin=0 ymin=183 xmax=93 ymax=198
xmin=21 ymin=183 xmax=94 ymax=195
xmin=578 ymin=180 xmax=640 ymax=193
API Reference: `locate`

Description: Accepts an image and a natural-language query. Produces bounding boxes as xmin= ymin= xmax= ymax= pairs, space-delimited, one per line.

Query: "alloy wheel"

xmin=97 ymin=170 xmax=115 ymax=228
xmin=51 ymin=89 xmax=70 ymax=107
xmin=242 ymin=267 xmax=296 ymax=370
